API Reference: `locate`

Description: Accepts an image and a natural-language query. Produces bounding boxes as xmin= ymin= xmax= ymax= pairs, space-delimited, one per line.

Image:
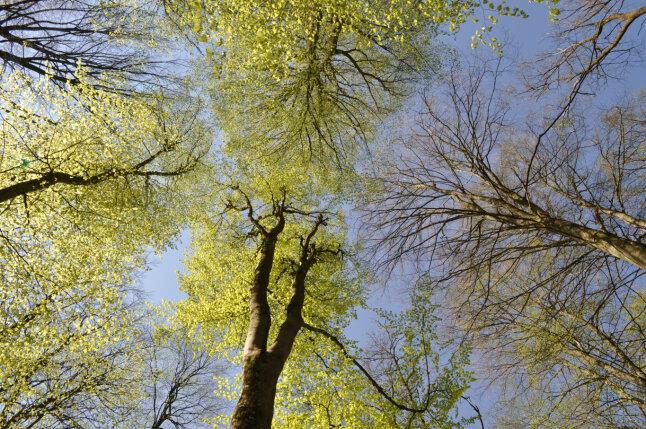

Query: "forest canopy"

xmin=0 ymin=0 xmax=643 ymax=428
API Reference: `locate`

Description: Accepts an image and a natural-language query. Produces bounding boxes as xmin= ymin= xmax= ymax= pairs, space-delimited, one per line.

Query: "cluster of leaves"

xmin=0 ymin=63 xmax=210 ymax=426
xmin=173 ymin=154 xmax=365 ymax=363
xmin=164 ymin=0 xmax=529 ymax=162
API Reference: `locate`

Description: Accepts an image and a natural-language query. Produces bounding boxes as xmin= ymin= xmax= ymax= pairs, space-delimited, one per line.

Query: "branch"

xmin=302 ymin=323 xmax=427 ymax=413
xmin=242 ymin=199 xmax=286 ymax=357
xmin=0 ymin=141 xmax=195 ymax=204
xmin=461 ymin=396 xmax=485 ymax=429
xmin=269 ymin=215 xmax=327 ymax=361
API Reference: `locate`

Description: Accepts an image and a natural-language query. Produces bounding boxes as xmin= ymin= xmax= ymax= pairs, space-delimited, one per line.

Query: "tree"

xmin=525 ymin=0 xmax=646 ymax=101
xmin=520 ymin=0 xmax=646 ymax=195
xmin=168 ymin=155 xmax=474 ymax=428
xmin=367 ymin=58 xmax=645 ymax=426
xmin=127 ymin=314 xmax=230 ymax=429
xmin=0 ymin=70 xmax=207 ymax=206
xmin=152 ymin=2 xmax=527 ymax=425
xmin=360 ymin=0 xmax=646 ymax=423
xmin=164 ymin=0 xmax=527 ymax=160
xmin=0 ymin=64 xmax=210 ymax=429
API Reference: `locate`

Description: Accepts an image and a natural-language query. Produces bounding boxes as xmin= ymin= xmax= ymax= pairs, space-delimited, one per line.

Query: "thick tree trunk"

xmin=544 ymin=217 xmax=646 ymax=271
xmin=459 ymin=195 xmax=646 ymax=271
xmin=230 ymin=350 xmax=283 ymax=429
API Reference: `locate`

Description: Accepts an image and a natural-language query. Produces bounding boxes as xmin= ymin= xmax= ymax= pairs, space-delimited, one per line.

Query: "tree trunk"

xmin=228 ymin=207 xmax=323 ymax=429
xmin=230 ymin=349 xmax=282 ymax=429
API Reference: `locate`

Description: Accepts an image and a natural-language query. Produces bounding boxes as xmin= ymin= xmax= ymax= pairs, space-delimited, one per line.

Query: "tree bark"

xmin=455 ymin=192 xmax=646 ymax=271
xmin=230 ymin=350 xmax=283 ymax=429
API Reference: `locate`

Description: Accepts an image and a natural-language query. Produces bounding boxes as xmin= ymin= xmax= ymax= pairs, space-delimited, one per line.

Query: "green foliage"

xmin=0 ymin=67 xmax=210 ymax=427
xmin=173 ymin=160 xmax=364 ymax=356
xmin=167 ymin=151 xmax=474 ymax=426
xmin=272 ymin=290 xmax=474 ymax=428
xmin=0 ymin=1 xmax=502 ymax=426
xmin=165 ymin=0 xmax=527 ymax=161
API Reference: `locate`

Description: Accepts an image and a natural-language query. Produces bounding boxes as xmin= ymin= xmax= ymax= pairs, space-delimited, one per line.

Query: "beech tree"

xmin=152 ymin=2 xmax=529 ymax=426
xmin=364 ymin=0 xmax=646 ymax=423
xmin=167 ymin=154 xmax=474 ymax=428
xmin=0 ymin=60 xmax=210 ymax=429
xmin=164 ymin=0 xmax=529 ymax=160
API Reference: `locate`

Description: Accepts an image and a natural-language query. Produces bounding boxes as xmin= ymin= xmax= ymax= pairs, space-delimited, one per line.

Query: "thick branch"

xmin=242 ymin=205 xmax=286 ymax=357
xmin=0 ymin=141 xmax=191 ymax=203
xmin=269 ymin=215 xmax=326 ymax=361
xmin=414 ymin=182 xmax=646 ymax=270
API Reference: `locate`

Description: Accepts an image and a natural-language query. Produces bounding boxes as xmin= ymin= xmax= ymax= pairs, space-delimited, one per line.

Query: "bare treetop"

xmin=526 ymin=0 xmax=646 ymax=99
xmin=0 ymin=0 xmax=174 ymax=88
xmin=366 ymin=57 xmax=646 ymax=427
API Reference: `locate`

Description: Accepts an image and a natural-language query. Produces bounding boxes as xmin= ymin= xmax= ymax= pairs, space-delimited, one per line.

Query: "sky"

xmin=138 ymin=1 xmax=644 ymax=426
xmin=140 ymin=231 xmax=189 ymax=304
